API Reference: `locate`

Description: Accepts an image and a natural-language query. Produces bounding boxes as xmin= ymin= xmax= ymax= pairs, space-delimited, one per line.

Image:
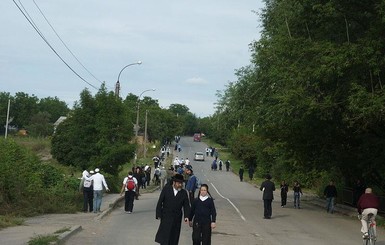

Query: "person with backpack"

xmin=120 ymin=171 xmax=138 ymax=214
xmin=79 ymin=170 xmax=94 ymax=212
xmin=185 ymin=166 xmax=198 ymax=205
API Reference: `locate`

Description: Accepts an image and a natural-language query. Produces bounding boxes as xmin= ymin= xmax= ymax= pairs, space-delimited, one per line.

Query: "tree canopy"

xmin=208 ymin=0 xmax=385 ymax=189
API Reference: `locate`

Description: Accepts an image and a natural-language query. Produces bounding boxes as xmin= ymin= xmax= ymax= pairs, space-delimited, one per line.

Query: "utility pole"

xmin=143 ymin=110 xmax=148 ymax=158
xmin=5 ymin=99 xmax=10 ymax=139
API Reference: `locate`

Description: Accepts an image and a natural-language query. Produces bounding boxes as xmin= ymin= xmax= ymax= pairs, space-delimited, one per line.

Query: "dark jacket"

xmin=324 ymin=185 xmax=337 ymax=198
xmin=280 ymin=184 xmax=288 ymax=196
xmin=357 ymin=193 xmax=380 ymax=214
xmin=189 ymin=197 xmax=217 ymax=225
xmin=155 ymin=184 xmax=190 ymax=244
xmin=260 ymin=179 xmax=276 ymax=200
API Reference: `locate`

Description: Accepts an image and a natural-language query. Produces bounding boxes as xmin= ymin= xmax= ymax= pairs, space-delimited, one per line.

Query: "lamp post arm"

xmin=116 ymin=61 xmax=142 ymax=82
xmin=134 ymin=88 xmax=156 ymax=137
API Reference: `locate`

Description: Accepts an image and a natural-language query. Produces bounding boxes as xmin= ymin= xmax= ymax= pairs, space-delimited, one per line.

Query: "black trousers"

xmin=83 ymin=189 xmax=93 ymax=212
xmin=189 ymin=191 xmax=195 ymax=205
xmin=192 ymin=222 xmax=212 ymax=245
xmin=263 ymin=199 xmax=273 ymax=218
xmin=124 ymin=191 xmax=135 ymax=212
xmin=281 ymin=193 xmax=287 ymax=206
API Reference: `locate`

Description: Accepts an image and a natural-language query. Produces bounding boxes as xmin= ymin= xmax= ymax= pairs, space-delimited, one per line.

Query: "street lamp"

xmin=115 ymin=61 xmax=142 ymax=97
xmin=135 ymin=89 xmax=156 ymax=137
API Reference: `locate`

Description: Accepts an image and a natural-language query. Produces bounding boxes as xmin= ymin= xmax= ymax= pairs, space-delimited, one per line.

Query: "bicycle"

xmin=362 ymin=213 xmax=376 ymax=245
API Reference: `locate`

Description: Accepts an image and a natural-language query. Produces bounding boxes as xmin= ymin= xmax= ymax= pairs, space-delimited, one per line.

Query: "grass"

xmin=0 ymin=215 xmax=24 ymax=229
xmin=27 ymin=234 xmax=58 ymax=245
xmin=53 ymin=227 xmax=71 ymax=234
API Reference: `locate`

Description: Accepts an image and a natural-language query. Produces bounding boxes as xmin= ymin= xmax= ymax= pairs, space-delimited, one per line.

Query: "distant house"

xmin=53 ymin=116 xmax=67 ymax=133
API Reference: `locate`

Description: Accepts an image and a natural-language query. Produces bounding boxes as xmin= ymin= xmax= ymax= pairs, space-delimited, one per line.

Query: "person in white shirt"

xmin=120 ymin=171 xmax=138 ymax=214
xmin=185 ymin=158 xmax=190 ymax=166
xmin=90 ymin=168 xmax=109 ymax=213
xmin=79 ymin=170 xmax=94 ymax=212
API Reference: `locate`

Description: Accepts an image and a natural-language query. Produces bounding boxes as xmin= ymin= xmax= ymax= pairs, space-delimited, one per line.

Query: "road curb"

xmin=94 ymin=195 xmax=125 ymax=221
xmin=50 ymin=225 xmax=82 ymax=245
xmin=52 ymin=186 xmax=161 ymax=244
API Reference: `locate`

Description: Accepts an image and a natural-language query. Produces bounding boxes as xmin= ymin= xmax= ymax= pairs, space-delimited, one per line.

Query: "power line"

xmin=32 ymin=0 xmax=104 ymax=85
xmin=12 ymin=0 xmax=99 ymax=90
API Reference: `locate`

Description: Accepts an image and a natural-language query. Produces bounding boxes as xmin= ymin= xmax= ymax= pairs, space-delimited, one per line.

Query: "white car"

xmin=194 ymin=152 xmax=205 ymax=161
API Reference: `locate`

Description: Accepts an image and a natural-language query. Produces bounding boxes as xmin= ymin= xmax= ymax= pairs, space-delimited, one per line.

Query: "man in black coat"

xmin=260 ymin=174 xmax=276 ymax=219
xmin=155 ymin=174 xmax=191 ymax=245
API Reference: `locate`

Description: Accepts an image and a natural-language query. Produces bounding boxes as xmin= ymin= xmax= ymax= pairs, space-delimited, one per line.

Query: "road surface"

xmin=66 ymin=136 xmax=384 ymax=245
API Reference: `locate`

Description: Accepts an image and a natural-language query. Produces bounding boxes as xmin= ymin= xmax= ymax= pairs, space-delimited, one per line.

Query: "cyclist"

xmin=357 ymin=188 xmax=380 ymax=239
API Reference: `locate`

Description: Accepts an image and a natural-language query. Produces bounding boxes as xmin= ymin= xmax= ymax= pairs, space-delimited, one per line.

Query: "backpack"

xmin=195 ymin=176 xmax=202 ymax=189
xmin=126 ymin=176 xmax=136 ymax=191
xmin=155 ymin=168 xmax=161 ymax=176
xmin=83 ymin=179 xmax=92 ymax=188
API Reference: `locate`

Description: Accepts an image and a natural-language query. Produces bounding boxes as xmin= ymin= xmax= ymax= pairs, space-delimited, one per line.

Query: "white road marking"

xmin=210 ymin=183 xmax=246 ymax=221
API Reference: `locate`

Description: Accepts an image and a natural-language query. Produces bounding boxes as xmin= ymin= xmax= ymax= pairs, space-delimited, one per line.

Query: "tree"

xmin=26 ymin=111 xmax=53 ymax=137
xmin=11 ymin=92 xmax=39 ymax=128
xmin=51 ymin=86 xmax=135 ymax=175
xmin=212 ymin=1 xmax=385 ymax=188
xmin=38 ymin=96 xmax=70 ymax=123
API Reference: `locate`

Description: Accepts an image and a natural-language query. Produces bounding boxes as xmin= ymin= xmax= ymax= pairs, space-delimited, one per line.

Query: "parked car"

xmin=194 ymin=152 xmax=205 ymax=161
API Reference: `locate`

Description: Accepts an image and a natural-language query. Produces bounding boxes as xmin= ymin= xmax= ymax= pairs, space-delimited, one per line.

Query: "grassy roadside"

xmin=202 ymin=137 xmax=264 ymax=186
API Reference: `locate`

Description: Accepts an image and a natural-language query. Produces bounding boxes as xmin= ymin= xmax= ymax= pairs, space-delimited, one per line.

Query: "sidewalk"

xmin=0 ymin=193 xmax=124 ymax=245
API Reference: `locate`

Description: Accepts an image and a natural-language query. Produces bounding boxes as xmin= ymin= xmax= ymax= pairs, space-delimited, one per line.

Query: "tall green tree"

xmin=213 ymin=0 xmax=385 ymax=188
xmin=51 ymin=86 xmax=135 ymax=175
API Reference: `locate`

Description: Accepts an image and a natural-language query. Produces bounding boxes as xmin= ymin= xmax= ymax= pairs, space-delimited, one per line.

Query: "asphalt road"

xmin=65 ymin=137 xmax=385 ymax=245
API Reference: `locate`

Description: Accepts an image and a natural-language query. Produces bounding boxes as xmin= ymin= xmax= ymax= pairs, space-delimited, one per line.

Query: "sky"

xmin=1 ymin=0 xmax=264 ymax=118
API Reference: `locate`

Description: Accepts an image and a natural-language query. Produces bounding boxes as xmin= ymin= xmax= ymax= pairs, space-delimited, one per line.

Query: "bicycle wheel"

xmin=368 ymin=226 xmax=376 ymax=245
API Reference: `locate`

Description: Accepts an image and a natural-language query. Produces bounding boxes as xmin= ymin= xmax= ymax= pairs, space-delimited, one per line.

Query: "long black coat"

xmin=155 ymin=184 xmax=190 ymax=245
xmin=260 ymin=179 xmax=276 ymax=200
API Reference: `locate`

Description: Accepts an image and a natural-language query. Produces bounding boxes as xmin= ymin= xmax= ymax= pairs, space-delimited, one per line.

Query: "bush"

xmin=0 ymin=138 xmax=80 ymax=216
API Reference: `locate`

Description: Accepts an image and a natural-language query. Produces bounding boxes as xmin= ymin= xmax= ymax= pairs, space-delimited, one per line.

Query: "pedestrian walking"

xmin=239 ymin=166 xmax=244 ymax=182
xmin=293 ymin=181 xmax=303 ymax=209
xmin=248 ymin=165 xmax=255 ymax=181
xmin=185 ymin=166 xmax=198 ymax=205
xmin=160 ymin=166 xmax=168 ymax=189
xmin=79 ymin=170 xmax=94 ymax=212
xmin=120 ymin=171 xmax=137 ymax=214
xmin=155 ymin=174 xmax=191 ymax=245
xmin=324 ymin=180 xmax=337 ymax=213
xmin=280 ymin=180 xmax=288 ymax=207
xmin=133 ymin=167 xmax=142 ymax=200
xmin=225 ymin=160 xmax=230 ymax=172
xmin=189 ymin=184 xmax=217 ymax=245
xmin=90 ymin=168 xmax=109 ymax=213
xmin=260 ymin=174 xmax=275 ymax=219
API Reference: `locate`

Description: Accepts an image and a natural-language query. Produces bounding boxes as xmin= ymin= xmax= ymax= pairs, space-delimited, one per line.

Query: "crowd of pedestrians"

xmin=79 ymin=136 xmax=379 ymax=244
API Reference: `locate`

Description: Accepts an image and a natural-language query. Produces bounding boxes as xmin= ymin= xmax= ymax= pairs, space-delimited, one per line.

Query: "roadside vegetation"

xmin=2 ymin=0 xmax=385 ymax=232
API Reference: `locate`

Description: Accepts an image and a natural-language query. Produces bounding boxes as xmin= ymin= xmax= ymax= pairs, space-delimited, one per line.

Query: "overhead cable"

xmin=12 ymin=0 xmax=99 ymax=90
xmin=32 ymin=0 xmax=103 ymax=85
